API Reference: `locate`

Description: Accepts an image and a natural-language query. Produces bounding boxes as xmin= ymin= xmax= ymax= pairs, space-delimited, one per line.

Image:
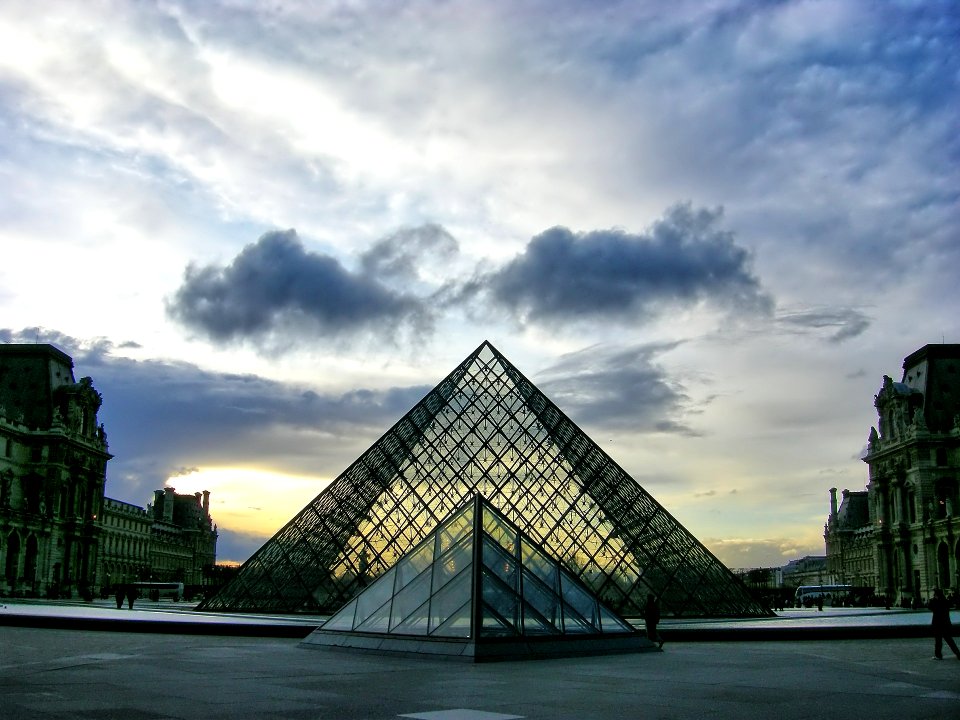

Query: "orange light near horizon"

xmin=164 ymin=467 xmax=332 ymax=537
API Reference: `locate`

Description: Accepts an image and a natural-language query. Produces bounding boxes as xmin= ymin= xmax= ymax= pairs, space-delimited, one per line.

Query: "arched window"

xmin=934 ymin=479 xmax=957 ymax=520
xmin=22 ymin=474 xmax=42 ymax=514
xmin=24 ymin=534 xmax=39 ymax=588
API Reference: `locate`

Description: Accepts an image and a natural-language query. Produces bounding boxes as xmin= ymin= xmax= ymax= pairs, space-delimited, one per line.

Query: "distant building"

xmin=145 ymin=487 xmax=217 ymax=588
xmin=825 ymin=344 xmax=960 ymax=605
xmin=96 ymin=488 xmax=217 ymax=595
xmin=1 ymin=343 xmax=217 ymax=598
xmin=780 ymin=555 xmax=831 ymax=588
xmin=98 ymin=498 xmax=151 ymax=591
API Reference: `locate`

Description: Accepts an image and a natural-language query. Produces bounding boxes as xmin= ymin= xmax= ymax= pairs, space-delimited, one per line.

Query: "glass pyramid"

xmin=314 ymin=494 xmax=635 ymax=639
xmin=302 ymin=494 xmax=647 ymax=660
xmin=199 ymin=341 xmax=771 ymax=618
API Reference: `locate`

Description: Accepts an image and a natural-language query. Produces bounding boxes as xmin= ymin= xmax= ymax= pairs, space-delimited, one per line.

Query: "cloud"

xmin=167 ymin=229 xmax=431 ymax=345
xmin=536 ymin=341 xmax=700 ymax=434
xmin=1 ymin=327 xmax=429 ymax=502
xmin=475 ymin=204 xmax=773 ymax=326
xmin=707 ymin=536 xmax=822 ymax=568
xmin=777 ymin=307 xmax=871 ymax=343
xmin=359 ymin=223 xmax=459 ymax=284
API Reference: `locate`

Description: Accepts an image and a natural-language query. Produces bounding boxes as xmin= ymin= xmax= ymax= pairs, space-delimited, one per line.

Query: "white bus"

xmin=131 ymin=581 xmax=184 ymax=601
xmin=794 ymin=584 xmax=851 ymax=606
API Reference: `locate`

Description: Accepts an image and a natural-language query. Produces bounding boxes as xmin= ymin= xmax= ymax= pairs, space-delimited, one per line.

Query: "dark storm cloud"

xmin=536 ymin=341 xmax=700 ymax=435
xmin=1 ymin=328 xmax=428 ymax=503
xmin=480 ymin=204 xmax=773 ymax=325
xmin=167 ymin=229 xmax=429 ymax=343
xmin=359 ymin=223 xmax=459 ymax=281
xmin=777 ymin=307 xmax=871 ymax=343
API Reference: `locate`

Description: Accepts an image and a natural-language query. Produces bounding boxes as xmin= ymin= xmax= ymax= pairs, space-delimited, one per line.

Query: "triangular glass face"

xmin=320 ymin=499 xmax=476 ymax=638
xmin=201 ymin=341 xmax=770 ymax=618
xmin=476 ymin=498 xmax=632 ymax=638
xmin=314 ymin=494 xmax=640 ymax=642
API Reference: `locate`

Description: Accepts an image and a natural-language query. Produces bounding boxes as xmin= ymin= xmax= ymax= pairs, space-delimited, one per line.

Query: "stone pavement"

xmin=2 ymin=623 xmax=959 ymax=720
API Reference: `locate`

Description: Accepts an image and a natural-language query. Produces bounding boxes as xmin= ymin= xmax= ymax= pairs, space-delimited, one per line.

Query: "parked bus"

xmin=793 ymin=584 xmax=851 ymax=607
xmin=130 ymin=581 xmax=184 ymax=601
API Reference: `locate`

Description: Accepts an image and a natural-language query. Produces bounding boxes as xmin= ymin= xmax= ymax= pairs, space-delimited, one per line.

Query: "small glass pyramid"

xmin=302 ymin=494 xmax=647 ymax=660
xmin=317 ymin=493 xmax=635 ymax=638
xmin=199 ymin=341 xmax=770 ymax=618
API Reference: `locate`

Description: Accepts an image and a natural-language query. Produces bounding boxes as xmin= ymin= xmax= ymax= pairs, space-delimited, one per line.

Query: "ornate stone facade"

xmin=826 ymin=344 xmax=960 ymax=605
xmin=1 ymin=344 xmax=217 ymax=598
xmin=0 ymin=344 xmax=110 ymax=597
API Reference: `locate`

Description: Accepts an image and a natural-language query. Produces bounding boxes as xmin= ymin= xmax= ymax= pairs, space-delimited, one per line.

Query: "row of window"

xmin=104 ymin=514 xmax=149 ymax=531
xmin=103 ymin=535 xmax=148 ymax=558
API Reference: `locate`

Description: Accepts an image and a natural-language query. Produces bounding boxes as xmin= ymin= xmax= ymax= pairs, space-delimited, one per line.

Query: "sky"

xmin=1 ymin=0 xmax=957 ymax=568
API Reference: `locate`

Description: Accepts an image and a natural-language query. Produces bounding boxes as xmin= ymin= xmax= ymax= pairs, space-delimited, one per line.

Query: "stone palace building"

xmin=0 ymin=343 xmax=217 ymax=598
xmin=825 ymin=344 xmax=960 ymax=605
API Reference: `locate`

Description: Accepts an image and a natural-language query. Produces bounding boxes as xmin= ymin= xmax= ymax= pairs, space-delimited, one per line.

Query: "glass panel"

xmin=429 ymin=568 xmax=472 ymax=633
xmin=521 ymin=569 xmax=561 ymax=629
xmin=481 ymin=568 xmax=520 ymax=631
xmin=599 ymin=605 xmax=633 ymax=633
xmin=432 ymin=535 xmax=473 ymax=592
xmin=483 ymin=536 xmax=519 ymax=591
xmin=521 ymin=539 xmax=558 ymax=591
xmin=390 ymin=596 xmax=431 ymax=635
xmin=480 ymin=604 xmax=517 ymax=637
xmin=353 ymin=567 xmax=397 ymax=627
xmin=355 ymin=599 xmax=393 ymax=632
xmin=437 ymin=503 xmax=473 ymax=554
xmin=559 ymin=570 xmax=600 ymax=628
xmin=522 ymin=603 xmax=559 ymax=635
xmin=321 ymin=598 xmax=357 ymax=631
xmin=394 ymin=541 xmax=435 ymax=590
xmin=431 ymin=600 xmax=472 ymax=638
xmin=390 ymin=568 xmax=433 ymax=631
xmin=560 ymin=602 xmax=596 ymax=634
xmin=482 ymin=506 xmax=518 ymax=556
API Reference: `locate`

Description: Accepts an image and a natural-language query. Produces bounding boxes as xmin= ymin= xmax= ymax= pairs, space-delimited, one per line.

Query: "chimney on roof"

xmin=163 ymin=487 xmax=175 ymax=522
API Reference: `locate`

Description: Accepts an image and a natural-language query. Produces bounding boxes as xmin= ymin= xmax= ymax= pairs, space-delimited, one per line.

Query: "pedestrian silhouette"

xmin=929 ymin=587 xmax=960 ymax=660
xmin=644 ymin=593 xmax=664 ymax=649
xmin=126 ymin=585 xmax=138 ymax=610
xmin=114 ymin=586 xmax=125 ymax=609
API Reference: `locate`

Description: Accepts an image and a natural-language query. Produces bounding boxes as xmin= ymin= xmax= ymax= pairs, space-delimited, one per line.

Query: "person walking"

xmin=114 ymin=585 xmax=125 ymax=610
xmin=644 ymin=593 xmax=664 ymax=649
xmin=126 ymin=584 xmax=138 ymax=610
xmin=929 ymin=587 xmax=960 ymax=660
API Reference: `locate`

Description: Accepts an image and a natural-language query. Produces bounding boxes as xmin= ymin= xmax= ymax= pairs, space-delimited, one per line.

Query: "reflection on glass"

xmin=202 ymin=342 xmax=770 ymax=619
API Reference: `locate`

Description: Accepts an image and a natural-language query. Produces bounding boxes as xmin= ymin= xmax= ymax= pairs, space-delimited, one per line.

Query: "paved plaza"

xmin=2 ymin=604 xmax=959 ymax=720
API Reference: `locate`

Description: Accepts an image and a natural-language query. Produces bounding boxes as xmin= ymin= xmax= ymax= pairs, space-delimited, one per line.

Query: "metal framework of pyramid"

xmin=301 ymin=494 xmax=651 ymax=661
xmin=199 ymin=340 xmax=770 ymax=618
